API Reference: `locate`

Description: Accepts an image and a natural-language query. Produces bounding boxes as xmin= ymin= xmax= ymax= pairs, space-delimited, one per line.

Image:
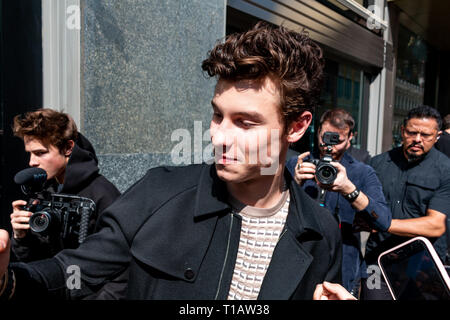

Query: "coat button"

xmin=184 ymin=268 xmax=195 ymax=280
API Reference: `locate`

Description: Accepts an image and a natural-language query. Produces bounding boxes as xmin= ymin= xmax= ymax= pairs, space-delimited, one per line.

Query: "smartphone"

xmin=378 ymin=236 xmax=450 ymax=300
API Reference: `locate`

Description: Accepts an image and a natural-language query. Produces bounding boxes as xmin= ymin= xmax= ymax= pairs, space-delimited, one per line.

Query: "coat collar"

xmin=194 ymin=164 xmax=324 ymax=240
xmin=193 ymin=165 xmax=231 ymax=218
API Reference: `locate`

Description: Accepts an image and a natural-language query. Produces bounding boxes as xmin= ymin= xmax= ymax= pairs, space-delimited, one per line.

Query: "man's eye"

xmin=238 ymin=120 xmax=256 ymax=128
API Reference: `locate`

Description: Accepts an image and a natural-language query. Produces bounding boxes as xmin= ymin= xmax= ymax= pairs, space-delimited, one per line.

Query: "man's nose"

xmin=29 ymin=155 xmax=39 ymax=167
xmin=413 ymin=133 xmax=422 ymax=142
xmin=211 ymin=122 xmax=236 ymax=147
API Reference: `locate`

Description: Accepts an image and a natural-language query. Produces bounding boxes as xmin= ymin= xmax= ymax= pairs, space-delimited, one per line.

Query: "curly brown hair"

xmin=201 ymin=21 xmax=324 ymax=127
xmin=13 ymin=108 xmax=78 ymax=153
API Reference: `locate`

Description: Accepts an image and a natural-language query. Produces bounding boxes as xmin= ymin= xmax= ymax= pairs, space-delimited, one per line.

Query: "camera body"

xmin=15 ymin=167 xmax=95 ymax=245
xmin=307 ymin=131 xmax=341 ymax=185
xmin=25 ymin=194 xmax=95 ymax=245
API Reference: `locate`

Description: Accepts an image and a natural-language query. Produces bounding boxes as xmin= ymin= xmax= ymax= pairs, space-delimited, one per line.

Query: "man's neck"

xmin=226 ymin=168 xmax=286 ymax=209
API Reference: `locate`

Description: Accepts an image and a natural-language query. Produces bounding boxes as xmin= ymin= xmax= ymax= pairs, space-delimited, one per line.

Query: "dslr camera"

xmin=307 ymin=131 xmax=341 ymax=185
xmin=14 ymin=167 xmax=95 ymax=245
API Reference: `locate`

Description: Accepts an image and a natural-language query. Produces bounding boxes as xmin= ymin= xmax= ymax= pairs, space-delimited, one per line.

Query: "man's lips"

xmin=408 ymin=144 xmax=423 ymax=152
xmin=216 ymin=156 xmax=240 ymax=164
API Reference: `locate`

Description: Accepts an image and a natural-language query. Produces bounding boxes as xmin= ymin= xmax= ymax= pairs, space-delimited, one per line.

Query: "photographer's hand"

xmin=10 ymin=200 xmax=33 ymax=239
xmin=322 ymin=162 xmax=355 ymax=194
xmin=319 ymin=162 xmax=369 ymax=212
xmin=294 ymin=152 xmax=316 ymax=185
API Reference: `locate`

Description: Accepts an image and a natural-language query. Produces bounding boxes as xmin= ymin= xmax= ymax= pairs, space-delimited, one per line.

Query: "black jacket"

xmin=12 ymin=164 xmax=342 ymax=300
xmin=346 ymin=145 xmax=371 ymax=164
xmin=435 ymin=131 xmax=450 ymax=158
xmin=11 ymin=133 xmax=121 ymax=261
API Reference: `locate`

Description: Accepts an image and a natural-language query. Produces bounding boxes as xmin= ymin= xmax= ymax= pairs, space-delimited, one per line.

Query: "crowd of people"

xmin=0 ymin=22 xmax=449 ymax=301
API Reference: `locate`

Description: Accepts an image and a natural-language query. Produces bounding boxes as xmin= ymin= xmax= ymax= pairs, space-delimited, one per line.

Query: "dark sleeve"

xmin=356 ymin=165 xmax=392 ymax=231
xmin=11 ymin=231 xmax=63 ymax=262
xmin=428 ymin=167 xmax=450 ymax=216
xmin=11 ymin=233 xmax=49 ymax=262
xmin=10 ymin=259 xmax=68 ymax=300
xmin=8 ymin=201 xmax=131 ymax=300
xmin=8 ymin=171 xmax=154 ymax=300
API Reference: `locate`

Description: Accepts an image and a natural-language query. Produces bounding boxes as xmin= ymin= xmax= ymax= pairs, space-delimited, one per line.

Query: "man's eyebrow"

xmin=27 ymin=147 xmax=48 ymax=153
xmin=210 ymin=101 xmax=263 ymax=121
xmin=211 ymin=101 xmax=219 ymax=111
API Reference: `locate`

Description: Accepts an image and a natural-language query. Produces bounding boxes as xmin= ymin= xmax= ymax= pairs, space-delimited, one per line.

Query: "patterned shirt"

xmin=227 ymin=190 xmax=289 ymax=300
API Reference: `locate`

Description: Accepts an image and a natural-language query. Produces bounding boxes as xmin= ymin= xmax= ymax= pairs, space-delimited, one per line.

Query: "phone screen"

xmin=379 ymin=239 xmax=450 ymax=300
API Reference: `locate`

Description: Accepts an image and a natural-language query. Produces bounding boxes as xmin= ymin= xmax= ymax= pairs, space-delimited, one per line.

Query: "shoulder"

xmin=343 ymin=153 xmax=375 ymax=178
xmin=141 ymin=164 xmax=206 ymax=188
xmin=371 ymin=150 xmax=389 ymax=163
xmin=293 ymin=186 xmax=340 ymax=239
xmin=370 ymin=149 xmax=396 ymax=171
xmin=429 ymin=148 xmax=450 ymax=175
xmin=94 ymin=164 xmax=211 ymax=233
xmin=347 ymin=146 xmax=371 ymax=163
xmin=120 ymin=164 xmax=207 ymax=204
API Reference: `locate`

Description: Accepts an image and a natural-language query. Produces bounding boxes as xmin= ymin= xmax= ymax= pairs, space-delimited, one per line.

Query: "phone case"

xmin=377 ymin=236 xmax=450 ymax=300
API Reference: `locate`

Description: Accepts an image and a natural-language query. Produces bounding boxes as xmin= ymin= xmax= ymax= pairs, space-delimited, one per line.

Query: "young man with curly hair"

xmin=0 ymin=22 xmax=352 ymax=300
xmin=10 ymin=109 xmax=121 ymax=261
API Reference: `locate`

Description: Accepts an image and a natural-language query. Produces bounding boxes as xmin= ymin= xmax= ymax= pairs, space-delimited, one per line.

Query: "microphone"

xmin=14 ymin=168 xmax=47 ymax=194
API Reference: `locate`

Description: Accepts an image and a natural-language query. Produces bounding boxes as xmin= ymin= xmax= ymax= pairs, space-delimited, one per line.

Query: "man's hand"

xmin=313 ymin=281 xmax=357 ymax=300
xmin=11 ymin=200 xmax=33 ymax=239
xmin=0 ymin=229 xmax=10 ymax=287
xmin=293 ymin=152 xmax=315 ymax=185
xmin=318 ymin=162 xmax=355 ymax=194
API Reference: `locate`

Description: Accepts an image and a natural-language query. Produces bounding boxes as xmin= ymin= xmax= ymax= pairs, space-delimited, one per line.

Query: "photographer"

xmin=286 ymin=109 xmax=391 ymax=296
xmin=9 ymin=109 xmax=125 ymax=299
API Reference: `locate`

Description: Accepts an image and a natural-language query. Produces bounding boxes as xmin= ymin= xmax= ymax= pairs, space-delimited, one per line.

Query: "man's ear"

xmin=64 ymin=140 xmax=75 ymax=157
xmin=286 ymin=111 xmax=312 ymax=143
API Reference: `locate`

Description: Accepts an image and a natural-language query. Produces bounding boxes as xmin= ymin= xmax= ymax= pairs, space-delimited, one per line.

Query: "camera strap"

xmin=318 ymin=188 xmax=341 ymax=228
xmin=318 ymin=188 xmax=326 ymax=206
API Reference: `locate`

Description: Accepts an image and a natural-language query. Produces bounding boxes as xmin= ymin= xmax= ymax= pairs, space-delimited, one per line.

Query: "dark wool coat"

xmin=11 ymin=164 xmax=342 ymax=300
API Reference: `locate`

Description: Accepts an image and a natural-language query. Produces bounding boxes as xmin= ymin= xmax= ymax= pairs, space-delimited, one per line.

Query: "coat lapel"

xmin=257 ymin=170 xmax=324 ymax=299
xmin=257 ymin=228 xmax=313 ymax=299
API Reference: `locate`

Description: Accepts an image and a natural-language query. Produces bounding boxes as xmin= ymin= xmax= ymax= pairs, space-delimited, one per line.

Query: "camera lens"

xmin=316 ymin=163 xmax=337 ymax=185
xmin=29 ymin=211 xmax=52 ymax=233
xmin=321 ymin=167 xmax=332 ymax=178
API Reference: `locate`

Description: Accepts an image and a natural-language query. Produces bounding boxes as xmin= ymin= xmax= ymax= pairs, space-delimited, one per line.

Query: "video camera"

xmin=307 ymin=131 xmax=341 ymax=185
xmin=14 ymin=167 xmax=95 ymax=245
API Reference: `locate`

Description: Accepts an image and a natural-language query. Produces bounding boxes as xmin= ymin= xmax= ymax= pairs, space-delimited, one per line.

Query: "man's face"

xmin=318 ymin=121 xmax=352 ymax=161
xmin=210 ymin=77 xmax=288 ymax=183
xmin=401 ymin=117 xmax=440 ymax=161
xmin=24 ymin=136 xmax=69 ymax=182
